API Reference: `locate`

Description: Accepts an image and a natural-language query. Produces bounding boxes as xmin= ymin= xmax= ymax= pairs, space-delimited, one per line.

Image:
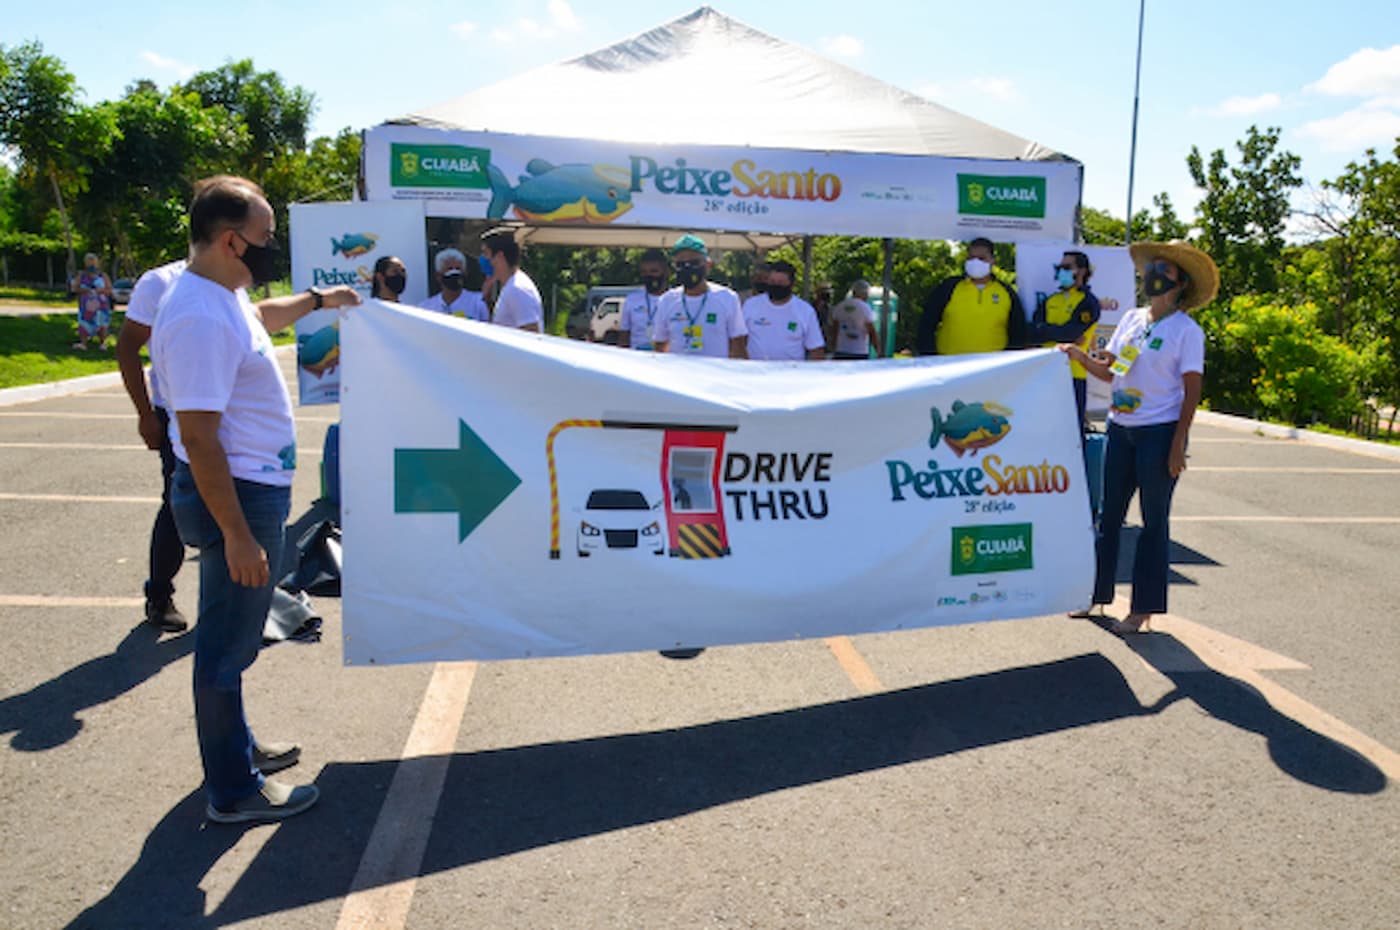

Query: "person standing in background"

xmin=618 ymin=249 xmax=669 ymax=351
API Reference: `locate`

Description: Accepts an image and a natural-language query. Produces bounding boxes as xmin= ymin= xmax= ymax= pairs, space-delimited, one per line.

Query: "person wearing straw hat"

xmin=1060 ymin=239 xmax=1218 ymax=635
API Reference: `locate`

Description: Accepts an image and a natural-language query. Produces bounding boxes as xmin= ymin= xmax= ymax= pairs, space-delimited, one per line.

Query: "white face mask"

xmin=964 ymin=258 xmax=992 ymax=279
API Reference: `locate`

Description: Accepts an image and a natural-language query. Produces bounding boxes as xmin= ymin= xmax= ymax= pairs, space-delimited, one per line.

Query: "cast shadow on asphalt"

xmin=1111 ymin=527 xmax=1221 ymax=587
xmin=0 ymin=622 xmax=192 ymax=751
xmin=64 ymin=650 xmax=1386 ymax=929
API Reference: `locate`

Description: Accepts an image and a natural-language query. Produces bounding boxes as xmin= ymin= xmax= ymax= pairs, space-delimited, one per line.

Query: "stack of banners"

xmin=341 ymin=301 xmax=1095 ymax=665
xmin=288 ymin=201 xmax=428 ymax=406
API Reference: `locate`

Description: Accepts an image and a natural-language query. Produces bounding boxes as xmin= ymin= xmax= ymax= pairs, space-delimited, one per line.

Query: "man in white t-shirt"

xmin=419 ymin=248 xmax=489 ymax=321
xmin=742 ymin=259 xmax=825 ymax=361
xmin=828 ymin=279 xmax=880 ymax=360
xmin=153 ymin=175 xmax=357 ymax=825
xmin=617 ymin=248 xmax=668 ymax=350
xmin=652 ymin=234 xmax=747 ymax=358
xmin=116 ymin=259 xmax=191 ymax=632
xmin=482 ymin=231 xmax=543 ymax=332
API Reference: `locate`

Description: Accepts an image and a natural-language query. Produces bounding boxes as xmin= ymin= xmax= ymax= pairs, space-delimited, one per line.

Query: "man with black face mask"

xmin=652 ymin=233 xmax=747 ymax=358
xmin=151 ymin=175 xmax=358 ymax=825
xmin=618 ymin=248 xmax=669 ymax=350
xmin=420 ymin=248 xmax=488 ymax=321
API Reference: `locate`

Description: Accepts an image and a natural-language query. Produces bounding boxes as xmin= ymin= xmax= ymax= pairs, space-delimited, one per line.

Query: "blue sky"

xmin=10 ymin=0 xmax=1400 ymax=228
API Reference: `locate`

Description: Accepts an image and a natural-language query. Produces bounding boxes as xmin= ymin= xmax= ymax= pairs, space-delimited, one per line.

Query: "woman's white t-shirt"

xmin=1105 ymin=308 xmax=1205 ymax=427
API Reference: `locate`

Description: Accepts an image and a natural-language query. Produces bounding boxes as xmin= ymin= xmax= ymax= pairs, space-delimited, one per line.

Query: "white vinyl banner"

xmin=289 ymin=201 xmax=428 ymax=405
xmin=362 ymin=125 xmax=1082 ymax=242
xmin=1014 ymin=243 xmax=1136 ymax=416
xmin=340 ymin=301 xmax=1095 ymax=665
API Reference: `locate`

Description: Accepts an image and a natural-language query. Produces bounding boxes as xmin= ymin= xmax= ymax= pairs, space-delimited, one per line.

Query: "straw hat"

xmin=1128 ymin=240 xmax=1219 ymax=311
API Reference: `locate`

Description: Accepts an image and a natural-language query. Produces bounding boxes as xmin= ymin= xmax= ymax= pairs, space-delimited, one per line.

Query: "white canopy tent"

xmin=360 ymin=6 xmax=1082 ymax=248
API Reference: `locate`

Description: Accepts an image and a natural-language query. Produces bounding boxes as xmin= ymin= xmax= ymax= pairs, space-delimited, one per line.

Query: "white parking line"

xmin=1173 ymin=516 xmax=1400 ymax=524
xmin=0 ymin=442 xmax=148 ymax=451
xmin=335 ymin=661 xmax=478 ymax=930
xmin=0 ymin=411 xmax=338 ymax=423
xmin=1189 ymin=466 xmax=1400 ymax=474
xmin=0 ymin=594 xmax=145 ymax=608
xmin=0 ymin=492 xmax=161 ymax=504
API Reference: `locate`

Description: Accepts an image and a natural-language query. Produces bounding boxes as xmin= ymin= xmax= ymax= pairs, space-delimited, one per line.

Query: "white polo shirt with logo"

xmin=621 ymin=287 xmax=663 ymax=350
xmin=743 ymin=294 xmax=825 ymax=361
xmin=1105 ymin=308 xmax=1205 ymax=427
xmin=653 ymin=282 xmax=746 ymax=357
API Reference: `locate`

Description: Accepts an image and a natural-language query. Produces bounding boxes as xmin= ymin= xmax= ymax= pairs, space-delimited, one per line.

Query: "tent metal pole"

xmin=1125 ymin=0 xmax=1146 ymax=245
xmin=802 ymin=235 xmax=814 ymax=300
xmin=880 ymin=237 xmax=895 ymax=355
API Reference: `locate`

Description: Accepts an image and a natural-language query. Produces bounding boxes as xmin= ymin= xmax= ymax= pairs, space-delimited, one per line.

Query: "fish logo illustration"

xmin=297 ymin=322 xmax=340 ymax=379
xmin=966 ymin=182 xmax=985 ymax=207
xmin=332 ymin=233 xmax=379 ymax=259
xmin=1111 ymin=389 xmax=1143 ymax=414
xmin=399 ymin=151 xmax=420 ymax=179
xmin=928 ymin=400 xmax=1013 ymax=457
xmin=487 ymin=159 xmax=634 ymax=224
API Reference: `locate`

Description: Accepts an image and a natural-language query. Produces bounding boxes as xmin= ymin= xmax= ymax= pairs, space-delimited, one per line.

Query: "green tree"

xmin=1187 ymin=125 xmax=1302 ymax=300
xmin=0 ymin=41 xmax=113 ymax=278
xmin=182 ymin=60 xmax=315 ymax=181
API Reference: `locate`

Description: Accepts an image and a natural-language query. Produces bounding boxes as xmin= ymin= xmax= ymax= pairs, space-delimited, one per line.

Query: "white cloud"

xmin=1192 ymin=92 xmax=1283 ymax=117
xmin=820 ymin=35 xmax=864 ymax=58
xmin=140 ymin=51 xmax=195 ymax=80
xmin=548 ymin=0 xmax=582 ymax=32
xmin=1307 ymin=45 xmax=1400 ymax=97
xmin=1297 ymin=101 xmax=1400 ymax=153
xmin=916 ymin=76 xmax=1019 ymax=105
xmin=449 ymin=20 xmax=477 ymax=39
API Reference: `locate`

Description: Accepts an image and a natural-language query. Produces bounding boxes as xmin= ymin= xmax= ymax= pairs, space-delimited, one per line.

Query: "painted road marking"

xmin=0 ymin=442 xmax=147 ymax=451
xmin=0 ymin=595 xmax=144 ymax=608
xmin=1173 ymin=516 xmax=1400 ymax=524
xmin=824 ymin=636 xmax=885 ymax=694
xmin=335 ymin=661 xmax=478 ymax=930
xmin=0 ymin=492 xmax=160 ymax=504
xmin=1189 ymin=466 xmax=1400 ymax=474
xmin=1099 ymin=596 xmax=1400 ymax=781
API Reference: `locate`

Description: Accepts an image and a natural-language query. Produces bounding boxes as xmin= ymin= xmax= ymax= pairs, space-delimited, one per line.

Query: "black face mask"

xmin=674 ymin=262 xmax=706 ymax=289
xmin=383 ymin=273 xmax=406 ymax=296
xmin=642 ymin=274 xmax=667 ymax=294
xmin=752 ymin=281 xmax=769 ymax=295
xmin=1144 ymin=269 xmax=1178 ymax=298
xmin=767 ymin=283 xmax=793 ymax=301
xmin=237 ymin=233 xmax=280 ymax=288
xmin=441 ymin=269 xmax=464 ymax=292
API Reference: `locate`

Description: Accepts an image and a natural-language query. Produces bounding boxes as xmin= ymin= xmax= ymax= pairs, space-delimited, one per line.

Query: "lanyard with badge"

xmin=1110 ymin=312 xmax=1169 ymax=377
xmin=643 ymin=292 xmax=658 ymax=344
xmin=681 ymin=291 xmax=707 ymax=353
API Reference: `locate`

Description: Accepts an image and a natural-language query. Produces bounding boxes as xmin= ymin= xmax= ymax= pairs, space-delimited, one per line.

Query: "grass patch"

xmin=0 ymin=312 xmax=295 ymax=390
xmin=0 ymin=285 xmax=74 ymax=307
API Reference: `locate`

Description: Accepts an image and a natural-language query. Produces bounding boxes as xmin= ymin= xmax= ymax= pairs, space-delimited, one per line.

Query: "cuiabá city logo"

xmin=951 ymin=523 xmax=1034 ymax=575
xmin=957 ymin=173 xmax=1047 ymax=219
xmin=391 ymin=143 xmax=491 ymax=189
xmin=886 ymin=400 xmax=1072 ymax=503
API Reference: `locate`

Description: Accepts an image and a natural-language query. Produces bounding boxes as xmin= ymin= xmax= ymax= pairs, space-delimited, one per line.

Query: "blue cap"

xmin=670 ymin=233 xmax=708 ymax=257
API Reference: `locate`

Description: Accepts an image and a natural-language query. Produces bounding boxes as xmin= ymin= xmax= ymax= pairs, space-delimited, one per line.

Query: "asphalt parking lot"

xmin=1 ymin=357 xmax=1397 ymax=930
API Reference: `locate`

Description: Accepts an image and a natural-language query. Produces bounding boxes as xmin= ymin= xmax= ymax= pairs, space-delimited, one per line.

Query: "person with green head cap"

xmin=652 ymin=233 xmax=747 ymax=359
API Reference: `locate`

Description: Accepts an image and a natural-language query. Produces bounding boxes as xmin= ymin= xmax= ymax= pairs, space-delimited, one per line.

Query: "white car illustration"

xmin=577 ymin=488 xmax=665 ymax=557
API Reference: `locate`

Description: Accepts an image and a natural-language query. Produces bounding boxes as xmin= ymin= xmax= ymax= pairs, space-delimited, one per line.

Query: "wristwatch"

xmin=306 ymin=287 xmax=325 ymax=310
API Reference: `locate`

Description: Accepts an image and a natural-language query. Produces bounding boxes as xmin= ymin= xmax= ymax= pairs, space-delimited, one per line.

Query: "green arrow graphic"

xmin=394 ymin=419 xmax=521 ymax=542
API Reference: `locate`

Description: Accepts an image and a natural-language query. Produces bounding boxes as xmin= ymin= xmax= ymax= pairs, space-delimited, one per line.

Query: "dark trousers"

xmin=145 ymin=408 xmax=185 ymax=607
xmin=1092 ymin=420 xmax=1180 ymax=614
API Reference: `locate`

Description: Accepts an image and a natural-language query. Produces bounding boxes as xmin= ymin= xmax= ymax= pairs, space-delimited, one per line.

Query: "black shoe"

xmin=144 ymin=600 xmax=188 ymax=633
xmin=252 ymin=739 xmax=301 ymax=774
xmin=206 ymin=780 xmax=319 ymax=824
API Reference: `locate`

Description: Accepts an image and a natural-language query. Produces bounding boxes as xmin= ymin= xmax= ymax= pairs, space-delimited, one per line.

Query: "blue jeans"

xmin=170 ymin=462 xmax=290 ymax=809
xmin=1092 ymin=421 xmax=1180 ymax=614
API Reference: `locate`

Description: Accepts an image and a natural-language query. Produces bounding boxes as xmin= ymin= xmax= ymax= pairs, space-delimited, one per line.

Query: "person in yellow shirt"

xmin=1032 ymin=250 xmax=1101 ymax=428
xmin=916 ymin=237 xmax=1026 ymax=356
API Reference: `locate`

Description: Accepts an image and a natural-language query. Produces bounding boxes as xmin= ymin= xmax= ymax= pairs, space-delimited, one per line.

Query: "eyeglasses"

xmin=672 ymin=259 xmax=705 ymax=272
xmin=1146 ymin=260 xmax=1176 ymax=277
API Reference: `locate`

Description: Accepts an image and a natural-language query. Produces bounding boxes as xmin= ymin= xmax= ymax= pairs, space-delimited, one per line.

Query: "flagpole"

xmin=1125 ymin=0 xmax=1146 ymax=245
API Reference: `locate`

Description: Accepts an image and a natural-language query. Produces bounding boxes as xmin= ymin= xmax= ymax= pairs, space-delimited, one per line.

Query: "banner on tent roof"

xmin=362 ymin=126 xmax=1081 ymax=242
xmin=339 ymin=300 xmax=1095 ymax=665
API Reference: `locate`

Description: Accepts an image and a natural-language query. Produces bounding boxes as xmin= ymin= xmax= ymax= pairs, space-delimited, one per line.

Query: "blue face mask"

xmin=1055 ymin=267 xmax=1075 ymax=289
xmin=478 ymin=254 xmax=494 ymax=277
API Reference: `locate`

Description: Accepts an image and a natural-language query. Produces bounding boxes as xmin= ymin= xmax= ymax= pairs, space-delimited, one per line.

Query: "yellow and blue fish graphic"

xmin=488 ymin=159 xmax=633 ymax=224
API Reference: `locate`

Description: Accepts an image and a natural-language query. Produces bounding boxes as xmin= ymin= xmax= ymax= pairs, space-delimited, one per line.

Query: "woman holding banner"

xmin=1060 ymin=240 xmax=1217 ymax=635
